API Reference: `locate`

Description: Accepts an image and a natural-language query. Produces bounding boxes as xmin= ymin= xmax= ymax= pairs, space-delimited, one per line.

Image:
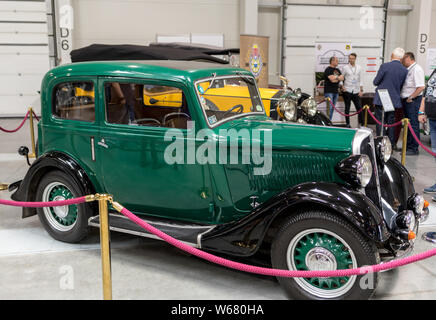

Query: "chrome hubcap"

xmin=305 ymin=247 xmax=337 ymax=272
xmin=52 ymin=195 xmax=68 ymax=218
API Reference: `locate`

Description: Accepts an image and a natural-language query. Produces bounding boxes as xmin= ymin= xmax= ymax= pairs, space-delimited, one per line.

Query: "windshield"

xmin=195 ymin=75 xmax=265 ymax=126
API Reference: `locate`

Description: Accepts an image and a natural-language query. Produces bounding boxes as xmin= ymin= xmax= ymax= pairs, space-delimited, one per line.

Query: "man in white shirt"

xmin=341 ymin=53 xmax=364 ymax=127
xmin=401 ymin=52 xmax=426 ymax=155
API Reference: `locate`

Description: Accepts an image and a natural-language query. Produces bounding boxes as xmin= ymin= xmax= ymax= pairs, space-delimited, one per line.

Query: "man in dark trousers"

xmin=401 ymin=52 xmax=426 ymax=155
xmin=324 ymin=56 xmax=345 ymax=120
xmin=373 ymin=48 xmax=408 ymax=145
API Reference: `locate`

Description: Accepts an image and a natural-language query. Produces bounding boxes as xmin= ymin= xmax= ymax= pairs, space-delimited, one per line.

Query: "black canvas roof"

xmin=70 ymin=44 xmax=236 ymax=64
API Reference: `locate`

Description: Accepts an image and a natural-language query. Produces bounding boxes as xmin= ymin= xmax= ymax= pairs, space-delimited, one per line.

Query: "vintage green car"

xmin=11 ymin=60 xmax=430 ymax=300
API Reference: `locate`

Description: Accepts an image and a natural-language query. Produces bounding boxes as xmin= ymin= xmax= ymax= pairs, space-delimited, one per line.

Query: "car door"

xmin=95 ymin=77 xmax=215 ymax=224
xmin=43 ymin=78 xmax=100 ymax=184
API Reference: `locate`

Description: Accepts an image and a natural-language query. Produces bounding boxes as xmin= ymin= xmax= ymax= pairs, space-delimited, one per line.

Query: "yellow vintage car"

xmin=142 ymin=82 xmax=279 ymax=116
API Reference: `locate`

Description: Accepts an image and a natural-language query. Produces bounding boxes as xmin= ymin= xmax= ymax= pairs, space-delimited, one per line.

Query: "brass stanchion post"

xmin=364 ymin=105 xmax=369 ymax=127
xmin=28 ymin=107 xmax=36 ymax=159
xmin=97 ymin=194 xmax=112 ymax=300
xmin=401 ymin=118 xmax=409 ymax=166
xmin=326 ymin=97 xmax=331 ymax=119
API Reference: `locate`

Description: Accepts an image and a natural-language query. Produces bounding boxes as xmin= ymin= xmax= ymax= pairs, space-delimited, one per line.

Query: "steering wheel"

xmin=136 ymin=118 xmax=161 ymax=127
xmin=223 ymin=104 xmax=244 ymax=117
xmin=163 ymin=112 xmax=191 ymax=127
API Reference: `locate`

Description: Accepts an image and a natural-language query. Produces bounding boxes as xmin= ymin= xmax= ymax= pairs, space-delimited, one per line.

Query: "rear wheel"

xmin=36 ymin=170 xmax=92 ymax=243
xmin=271 ymin=210 xmax=380 ymax=300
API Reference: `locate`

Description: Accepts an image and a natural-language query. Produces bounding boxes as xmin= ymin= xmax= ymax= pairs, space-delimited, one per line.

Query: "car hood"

xmin=213 ymin=116 xmax=356 ymax=153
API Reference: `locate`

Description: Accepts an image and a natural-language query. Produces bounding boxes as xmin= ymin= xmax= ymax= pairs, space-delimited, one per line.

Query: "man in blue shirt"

xmin=373 ymin=48 xmax=408 ymax=145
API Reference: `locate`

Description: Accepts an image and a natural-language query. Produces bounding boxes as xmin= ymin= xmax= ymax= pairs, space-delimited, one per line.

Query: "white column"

xmin=240 ymin=0 xmax=259 ymax=35
xmin=405 ymin=0 xmax=432 ymax=67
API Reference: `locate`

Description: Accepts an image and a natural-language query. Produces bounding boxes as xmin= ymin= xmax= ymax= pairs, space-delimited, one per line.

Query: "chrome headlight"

xmin=335 ymin=155 xmax=373 ymax=188
xmin=375 ymin=136 xmax=392 ymax=163
xmin=301 ymin=97 xmax=318 ymax=117
xmin=277 ymin=98 xmax=297 ymax=122
xmin=409 ymin=194 xmax=425 ymax=215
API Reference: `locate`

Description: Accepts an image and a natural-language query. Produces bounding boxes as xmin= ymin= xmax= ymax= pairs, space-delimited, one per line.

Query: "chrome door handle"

xmin=98 ymin=138 xmax=109 ymax=149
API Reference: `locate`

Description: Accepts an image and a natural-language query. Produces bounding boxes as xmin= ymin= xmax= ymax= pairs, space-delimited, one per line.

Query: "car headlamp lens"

xmin=301 ymin=97 xmax=318 ymax=117
xmin=335 ymin=155 xmax=373 ymax=188
xmin=375 ymin=136 xmax=392 ymax=163
xmin=413 ymin=195 xmax=425 ymax=214
xmin=357 ymin=155 xmax=373 ymax=187
xmin=277 ymin=98 xmax=297 ymax=122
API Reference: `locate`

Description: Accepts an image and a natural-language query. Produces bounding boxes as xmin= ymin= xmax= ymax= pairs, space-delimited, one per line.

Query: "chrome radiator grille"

xmin=359 ymin=136 xmax=382 ymax=208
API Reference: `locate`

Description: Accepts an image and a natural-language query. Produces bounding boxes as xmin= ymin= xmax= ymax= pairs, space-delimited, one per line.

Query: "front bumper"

xmin=379 ymin=159 xmax=431 ymax=254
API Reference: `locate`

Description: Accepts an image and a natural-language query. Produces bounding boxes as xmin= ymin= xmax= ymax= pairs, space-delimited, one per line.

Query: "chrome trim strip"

xmin=90 ymin=137 xmax=95 ymax=161
xmin=196 ymin=226 xmax=216 ymax=249
xmin=352 ymin=128 xmax=372 ymax=156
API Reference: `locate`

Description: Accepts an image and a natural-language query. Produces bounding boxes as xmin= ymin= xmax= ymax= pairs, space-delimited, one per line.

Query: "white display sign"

xmin=427 ymin=48 xmax=436 ymax=77
xmin=315 ymin=42 xmax=353 ymax=73
xmin=378 ymin=89 xmax=395 ymax=112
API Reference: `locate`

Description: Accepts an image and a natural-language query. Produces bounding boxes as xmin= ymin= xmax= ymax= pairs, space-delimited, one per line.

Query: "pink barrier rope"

xmin=120 ymin=207 xmax=436 ymax=278
xmin=408 ymin=122 xmax=436 ymax=157
xmin=367 ymin=109 xmax=403 ymax=128
xmin=0 ymin=196 xmax=87 ymax=208
xmin=0 ymin=111 xmax=30 ymax=133
xmin=327 ymin=99 xmax=364 ymax=118
xmin=32 ymin=110 xmax=40 ymax=122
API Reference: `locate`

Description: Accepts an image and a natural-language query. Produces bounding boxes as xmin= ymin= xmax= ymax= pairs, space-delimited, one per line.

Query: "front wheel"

xmin=36 ymin=170 xmax=93 ymax=243
xmin=271 ymin=210 xmax=380 ymax=300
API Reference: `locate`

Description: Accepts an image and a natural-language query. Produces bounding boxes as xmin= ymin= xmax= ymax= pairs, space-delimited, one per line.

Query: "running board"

xmin=88 ymin=213 xmax=215 ymax=248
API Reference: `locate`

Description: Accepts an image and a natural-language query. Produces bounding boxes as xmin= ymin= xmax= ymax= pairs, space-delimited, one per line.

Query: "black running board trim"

xmin=88 ymin=213 xmax=216 ymax=248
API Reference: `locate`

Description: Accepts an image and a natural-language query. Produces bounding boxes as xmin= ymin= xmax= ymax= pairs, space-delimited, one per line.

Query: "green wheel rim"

xmin=287 ymin=228 xmax=358 ymax=299
xmin=294 ymin=232 xmax=353 ymax=290
xmin=48 ymin=185 xmax=78 ymax=226
xmin=42 ymin=182 xmax=78 ymax=232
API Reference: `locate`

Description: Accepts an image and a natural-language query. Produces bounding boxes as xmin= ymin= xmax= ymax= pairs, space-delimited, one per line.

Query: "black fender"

xmin=11 ymin=151 xmax=96 ymax=218
xmin=379 ymin=158 xmax=415 ymax=217
xmin=201 ymin=182 xmax=390 ymax=257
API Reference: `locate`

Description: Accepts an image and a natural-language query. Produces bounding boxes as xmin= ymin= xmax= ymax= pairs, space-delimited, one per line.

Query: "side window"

xmin=105 ymin=82 xmax=191 ymax=129
xmin=53 ymin=82 xmax=95 ymax=122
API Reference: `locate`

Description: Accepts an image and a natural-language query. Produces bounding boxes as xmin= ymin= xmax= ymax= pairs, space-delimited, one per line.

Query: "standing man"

xmin=324 ymin=56 xmax=344 ymax=120
xmin=419 ymin=68 xmax=436 ymax=199
xmin=401 ymin=52 xmax=426 ymax=155
xmin=342 ymin=53 xmax=364 ymax=127
xmin=373 ymin=48 xmax=408 ymax=145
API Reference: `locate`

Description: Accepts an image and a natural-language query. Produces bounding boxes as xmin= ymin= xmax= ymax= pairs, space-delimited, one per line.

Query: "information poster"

xmin=427 ymin=48 xmax=436 ymax=77
xmin=240 ymin=35 xmax=269 ymax=88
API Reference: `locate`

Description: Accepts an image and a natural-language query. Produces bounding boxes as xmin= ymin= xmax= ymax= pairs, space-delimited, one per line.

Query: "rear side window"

xmin=53 ymin=82 xmax=95 ymax=122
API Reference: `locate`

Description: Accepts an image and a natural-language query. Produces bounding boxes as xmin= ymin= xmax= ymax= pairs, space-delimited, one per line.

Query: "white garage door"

xmin=0 ymin=0 xmax=49 ymax=117
xmin=284 ymin=3 xmax=386 ymax=95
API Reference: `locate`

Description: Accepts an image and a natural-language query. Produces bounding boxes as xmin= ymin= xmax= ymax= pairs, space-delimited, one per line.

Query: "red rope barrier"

xmin=119 ymin=206 xmax=436 ymax=278
xmin=0 ymin=196 xmax=87 ymax=208
xmin=0 ymin=111 xmax=30 ymax=133
xmin=408 ymin=122 xmax=436 ymax=157
xmin=32 ymin=110 xmax=40 ymax=122
xmin=327 ymin=98 xmax=364 ymax=118
xmin=367 ymin=109 xmax=403 ymax=128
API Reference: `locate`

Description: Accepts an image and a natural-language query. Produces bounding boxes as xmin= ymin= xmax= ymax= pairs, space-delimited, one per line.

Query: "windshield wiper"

xmin=203 ymin=72 xmax=217 ymax=94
